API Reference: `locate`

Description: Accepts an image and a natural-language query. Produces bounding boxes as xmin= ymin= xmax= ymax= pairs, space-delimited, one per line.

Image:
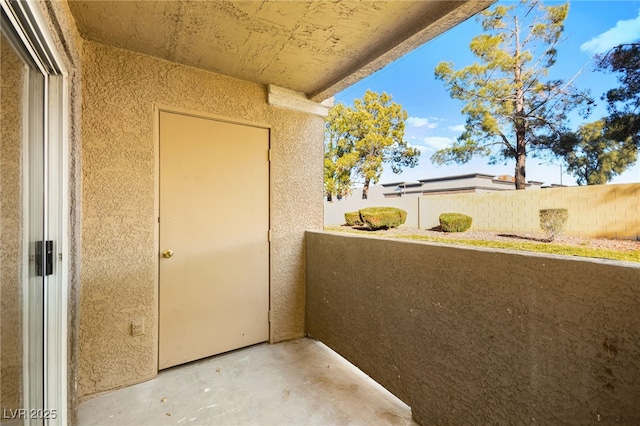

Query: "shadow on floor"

xmin=78 ymin=338 xmax=416 ymax=425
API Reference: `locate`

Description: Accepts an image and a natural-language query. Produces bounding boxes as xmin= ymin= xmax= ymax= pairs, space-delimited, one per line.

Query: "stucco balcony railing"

xmin=78 ymin=231 xmax=640 ymax=425
xmin=305 ymin=230 xmax=640 ymax=424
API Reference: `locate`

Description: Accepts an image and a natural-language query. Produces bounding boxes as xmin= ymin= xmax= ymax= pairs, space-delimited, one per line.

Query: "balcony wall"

xmin=305 ymin=231 xmax=640 ymax=424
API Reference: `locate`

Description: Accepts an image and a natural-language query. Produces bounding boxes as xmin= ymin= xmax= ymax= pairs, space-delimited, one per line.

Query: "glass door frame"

xmin=1 ymin=1 xmax=69 ymax=424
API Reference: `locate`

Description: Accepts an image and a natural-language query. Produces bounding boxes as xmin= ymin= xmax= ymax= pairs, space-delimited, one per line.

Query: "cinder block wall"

xmin=419 ymin=183 xmax=640 ymax=239
xmin=306 ymin=231 xmax=640 ymax=425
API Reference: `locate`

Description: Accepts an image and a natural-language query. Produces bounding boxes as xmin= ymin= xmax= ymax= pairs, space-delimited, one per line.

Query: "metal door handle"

xmin=162 ymin=250 xmax=174 ymax=258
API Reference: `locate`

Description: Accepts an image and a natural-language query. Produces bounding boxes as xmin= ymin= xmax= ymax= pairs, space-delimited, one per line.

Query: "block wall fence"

xmin=419 ymin=183 xmax=639 ymax=240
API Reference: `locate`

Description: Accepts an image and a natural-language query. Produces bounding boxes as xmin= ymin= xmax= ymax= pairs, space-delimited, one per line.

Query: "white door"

xmin=159 ymin=111 xmax=270 ymax=370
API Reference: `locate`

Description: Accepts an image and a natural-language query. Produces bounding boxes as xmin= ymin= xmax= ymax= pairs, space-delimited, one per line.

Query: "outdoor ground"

xmin=325 ymin=226 xmax=640 ymax=262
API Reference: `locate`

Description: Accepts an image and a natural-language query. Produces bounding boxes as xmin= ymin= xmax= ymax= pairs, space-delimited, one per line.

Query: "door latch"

xmin=35 ymin=240 xmax=54 ymax=276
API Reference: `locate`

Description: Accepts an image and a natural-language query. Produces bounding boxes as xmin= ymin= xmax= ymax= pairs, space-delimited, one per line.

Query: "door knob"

xmin=162 ymin=249 xmax=174 ymax=258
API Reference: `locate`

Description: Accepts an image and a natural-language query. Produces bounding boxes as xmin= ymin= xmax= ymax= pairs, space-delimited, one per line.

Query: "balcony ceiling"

xmin=68 ymin=0 xmax=493 ymax=101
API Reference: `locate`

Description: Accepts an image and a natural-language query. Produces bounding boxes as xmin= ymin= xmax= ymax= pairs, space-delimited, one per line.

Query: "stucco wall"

xmin=306 ymin=231 xmax=640 ymax=425
xmin=1 ymin=34 xmax=25 ymax=413
xmin=78 ymin=41 xmax=323 ymax=399
xmin=419 ymin=183 xmax=640 ymax=239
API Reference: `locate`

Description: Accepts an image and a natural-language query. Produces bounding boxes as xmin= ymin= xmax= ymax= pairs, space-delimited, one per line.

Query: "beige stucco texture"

xmin=420 ymin=183 xmax=640 ymax=240
xmin=68 ymin=1 xmax=492 ymax=101
xmin=78 ymin=41 xmax=323 ymax=399
xmin=306 ymin=231 xmax=640 ymax=425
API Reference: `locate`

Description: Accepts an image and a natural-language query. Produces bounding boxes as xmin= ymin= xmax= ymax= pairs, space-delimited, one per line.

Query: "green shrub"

xmin=358 ymin=207 xmax=407 ymax=230
xmin=344 ymin=211 xmax=363 ymax=226
xmin=439 ymin=213 xmax=472 ymax=232
xmin=539 ymin=208 xmax=568 ymax=241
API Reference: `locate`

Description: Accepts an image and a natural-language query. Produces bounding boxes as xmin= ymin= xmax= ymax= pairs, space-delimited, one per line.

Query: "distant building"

xmin=379 ymin=173 xmax=545 ymax=198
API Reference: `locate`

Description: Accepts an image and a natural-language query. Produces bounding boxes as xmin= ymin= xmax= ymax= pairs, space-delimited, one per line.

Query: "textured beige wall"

xmin=1 ymin=34 xmax=25 ymax=413
xmin=306 ymin=231 xmax=640 ymax=425
xmin=419 ymin=183 xmax=640 ymax=239
xmin=78 ymin=41 xmax=323 ymax=399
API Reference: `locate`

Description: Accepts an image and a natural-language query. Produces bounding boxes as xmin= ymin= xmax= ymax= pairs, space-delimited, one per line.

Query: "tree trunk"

xmin=514 ymin=152 xmax=526 ymax=190
xmin=327 ymin=192 xmax=333 ymax=202
xmin=362 ymin=178 xmax=370 ymax=199
xmin=513 ymin=16 xmax=527 ymax=190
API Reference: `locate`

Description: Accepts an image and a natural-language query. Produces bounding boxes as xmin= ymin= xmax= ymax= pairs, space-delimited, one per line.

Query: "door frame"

xmin=1 ymin=0 xmax=70 ymax=423
xmin=153 ymin=105 xmax=273 ymax=370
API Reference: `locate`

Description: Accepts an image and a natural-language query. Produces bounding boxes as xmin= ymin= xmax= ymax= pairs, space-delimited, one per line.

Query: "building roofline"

xmin=417 ymin=173 xmax=497 ymax=183
xmin=381 ymin=181 xmax=422 ymax=188
xmin=380 ymin=173 xmax=546 ymax=186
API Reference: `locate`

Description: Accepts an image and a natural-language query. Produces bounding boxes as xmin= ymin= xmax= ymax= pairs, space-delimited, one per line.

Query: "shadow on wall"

xmin=598 ymin=185 xmax=640 ymax=240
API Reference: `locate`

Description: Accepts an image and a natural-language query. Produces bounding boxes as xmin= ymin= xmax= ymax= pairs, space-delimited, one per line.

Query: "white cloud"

xmin=580 ymin=11 xmax=640 ymax=54
xmin=407 ymin=116 xmax=438 ymax=129
xmin=422 ymin=136 xmax=453 ymax=150
xmin=447 ymin=124 xmax=466 ymax=132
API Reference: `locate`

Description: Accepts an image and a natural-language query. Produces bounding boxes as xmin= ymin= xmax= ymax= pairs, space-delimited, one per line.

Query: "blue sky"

xmin=335 ymin=0 xmax=640 ymax=187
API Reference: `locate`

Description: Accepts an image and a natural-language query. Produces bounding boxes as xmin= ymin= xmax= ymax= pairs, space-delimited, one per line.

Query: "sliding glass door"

xmin=1 ymin=1 xmax=66 ymax=423
xmin=1 ymin=19 xmax=46 ymax=426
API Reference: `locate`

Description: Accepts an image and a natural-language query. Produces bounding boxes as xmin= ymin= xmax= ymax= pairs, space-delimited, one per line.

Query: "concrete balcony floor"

xmin=78 ymin=338 xmax=416 ymax=425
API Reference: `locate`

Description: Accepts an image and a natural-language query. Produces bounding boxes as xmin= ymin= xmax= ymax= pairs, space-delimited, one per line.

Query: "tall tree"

xmin=324 ymin=104 xmax=355 ymax=201
xmin=324 ymin=90 xmax=420 ymax=199
xmin=596 ymin=43 xmax=640 ymax=148
xmin=552 ymin=119 xmax=637 ymax=185
xmin=433 ymin=0 xmax=591 ymax=189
